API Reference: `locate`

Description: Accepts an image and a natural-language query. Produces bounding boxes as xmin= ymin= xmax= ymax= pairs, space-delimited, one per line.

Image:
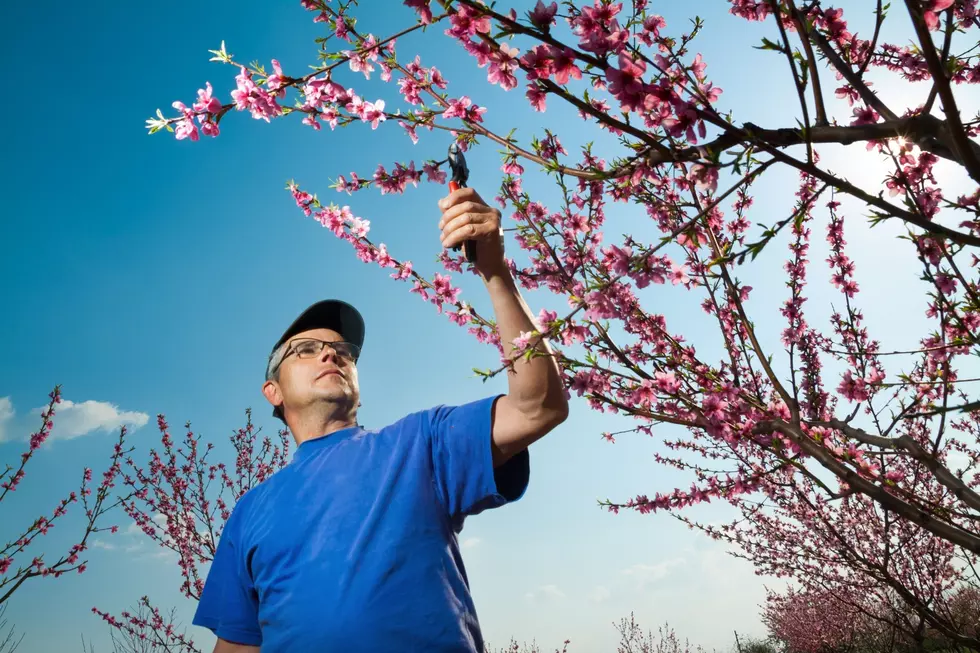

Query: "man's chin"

xmin=309 ymin=387 xmax=355 ymax=405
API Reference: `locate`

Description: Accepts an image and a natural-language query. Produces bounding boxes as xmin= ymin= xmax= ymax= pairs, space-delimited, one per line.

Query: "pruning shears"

xmin=447 ymin=142 xmax=477 ymax=263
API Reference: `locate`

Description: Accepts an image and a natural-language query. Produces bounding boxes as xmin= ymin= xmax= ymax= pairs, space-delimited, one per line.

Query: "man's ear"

xmin=262 ymin=380 xmax=283 ymax=411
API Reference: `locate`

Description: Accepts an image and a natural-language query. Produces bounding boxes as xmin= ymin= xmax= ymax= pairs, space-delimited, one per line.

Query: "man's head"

xmin=262 ymin=300 xmax=365 ymax=427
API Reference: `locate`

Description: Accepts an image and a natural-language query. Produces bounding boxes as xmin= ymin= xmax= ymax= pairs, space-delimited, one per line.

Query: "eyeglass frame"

xmin=268 ymin=337 xmax=361 ymax=378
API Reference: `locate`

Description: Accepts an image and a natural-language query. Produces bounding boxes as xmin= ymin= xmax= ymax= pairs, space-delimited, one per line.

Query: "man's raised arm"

xmin=438 ymin=187 xmax=569 ymax=466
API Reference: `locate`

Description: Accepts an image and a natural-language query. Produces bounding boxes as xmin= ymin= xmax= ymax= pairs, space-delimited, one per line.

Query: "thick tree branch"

xmin=905 ymin=0 xmax=980 ymax=184
xmin=820 ymin=419 xmax=980 ymax=514
xmin=689 ymin=114 xmax=980 ymax=247
xmin=756 ymin=420 xmax=980 ymax=555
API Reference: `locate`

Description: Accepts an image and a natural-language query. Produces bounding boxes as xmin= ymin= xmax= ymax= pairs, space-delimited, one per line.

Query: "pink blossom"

xmin=654 ymin=371 xmax=681 ymax=394
xmin=265 ymin=59 xmax=286 ymax=95
xmin=526 ymin=84 xmax=548 ymax=111
xmin=170 ymin=102 xmax=199 ymax=142
xmin=850 ymin=105 xmax=879 ymax=125
xmin=403 ymin=0 xmax=433 ymax=24
xmin=487 ymin=43 xmax=520 ymax=90
xmin=446 ymin=3 xmax=491 ymax=41
xmin=231 ymin=66 xmax=282 ymax=122
xmin=349 ymin=217 xmax=370 ymax=238
xmin=512 ymin=331 xmax=534 ymax=351
xmin=605 ymin=52 xmax=647 ymax=112
xmin=360 ymin=100 xmax=387 ymax=129
xmin=423 ymin=162 xmax=447 ymax=184
xmin=934 ymin=273 xmax=957 ymax=295
xmin=192 ymin=82 xmax=222 ymax=114
xmin=528 ymin=1 xmax=558 ymax=29
xmin=442 ymin=96 xmax=487 ymax=123
xmin=923 ymin=0 xmax=955 ymax=30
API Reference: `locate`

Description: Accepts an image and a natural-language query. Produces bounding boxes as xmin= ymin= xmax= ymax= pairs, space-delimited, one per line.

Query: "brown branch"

xmin=590 ymin=393 xmax=701 ymax=428
xmin=905 ymin=0 xmax=980 ymax=184
xmin=923 ymin=10 xmax=955 ymax=114
xmin=906 ymin=398 xmax=980 ymax=418
xmin=536 ymin=78 xmax=670 ymax=155
xmin=708 ymin=117 xmax=980 ymax=248
xmin=768 ymin=0 xmax=816 ymax=161
xmin=703 ymin=222 xmax=798 ymax=416
xmin=757 ymin=420 xmax=980 ymax=554
xmin=807 ymin=26 xmax=898 ymax=121
xmin=857 ymin=0 xmax=886 ymax=77
xmin=787 ymin=0 xmax=829 ymax=125
xmin=652 ymin=115 xmax=966 ymax=166
xmin=819 ymin=419 xmax=980 ymax=514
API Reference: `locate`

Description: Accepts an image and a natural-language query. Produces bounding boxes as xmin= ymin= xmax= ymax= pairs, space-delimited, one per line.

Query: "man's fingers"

xmin=438 ymin=201 xmax=486 ymax=229
xmin=441 ymin=218 xmax=494 ymax=249
xmin=440 ymin=210 xmax=485 ymax=238
xmin=438 ymin=186 xmax=479 ymax=211
xmin=441 ymin=212 xmax=480 ymax=245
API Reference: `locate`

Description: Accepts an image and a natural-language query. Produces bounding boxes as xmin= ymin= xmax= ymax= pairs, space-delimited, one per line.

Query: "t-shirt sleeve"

xmin=192 ymin=504 xmax=262 ymax=647
xmin=425 ymin=394 xmax=530 ymax=523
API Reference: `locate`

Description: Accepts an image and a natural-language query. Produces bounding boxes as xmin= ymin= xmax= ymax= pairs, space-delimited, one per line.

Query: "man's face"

xmin=264 ymin=328 xmax=360 ymax=419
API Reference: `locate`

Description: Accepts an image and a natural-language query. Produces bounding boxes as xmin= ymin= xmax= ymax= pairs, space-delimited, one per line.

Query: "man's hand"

xmin=438 ymin=187 xmax=506 ymax=279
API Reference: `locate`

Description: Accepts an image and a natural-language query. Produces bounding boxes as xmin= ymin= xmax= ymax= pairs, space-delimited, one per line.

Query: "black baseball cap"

xmin=265 ymin=299 xmax=365 ymax=420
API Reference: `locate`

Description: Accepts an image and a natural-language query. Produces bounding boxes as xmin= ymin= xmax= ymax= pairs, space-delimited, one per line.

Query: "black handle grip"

xmin=463 ymin=239 xmax=477 ymax=262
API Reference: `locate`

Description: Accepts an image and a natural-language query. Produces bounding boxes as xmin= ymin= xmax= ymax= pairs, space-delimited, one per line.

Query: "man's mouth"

xmin=316 ymin=369 xmax=343 ymax=380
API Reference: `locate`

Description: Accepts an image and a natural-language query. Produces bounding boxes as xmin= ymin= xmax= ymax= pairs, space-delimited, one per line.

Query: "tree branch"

xmin=905 ymin=0 xmax=980 ymax=184
xmin=756 ymin=420 xmax=980 ymax=555
xmin=768 ymin=0 xmax=816 ymax=162
xmin=815 ymin=419 xmax=980 ymax=518
xmin=807 ymin=26 xmax=898 ymax=121
xmin=787 ymin=0 xmax=829 ymax=125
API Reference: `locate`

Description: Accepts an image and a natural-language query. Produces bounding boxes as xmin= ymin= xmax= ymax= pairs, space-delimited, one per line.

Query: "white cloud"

xmin=589 ymin=585 xmax=611 ymax=603
xmin=461 ymin=537 xmax=481 ymax=549
xmin=620 ymin=558 xmax=685 ymax=590
xmin=0 ymin=397 xmax=13 ymax=442
xmin=525 ymin=584 xmax=566 ymax=602
xmin=38 ymin=399 xmax=149 ymax=440
xmin=92 ymin=539 xmax=117 ymax=550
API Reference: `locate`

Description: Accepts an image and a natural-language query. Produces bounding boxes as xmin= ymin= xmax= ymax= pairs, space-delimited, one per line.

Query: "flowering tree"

xmin=91 ymin=409 xmax=289 ymax=651
xmin=143 ymin=0 xmax=979 ymax=646
xmin=0 ymin=385 xmax=130 ymax=607
xmin=762 ymin=584 xmax=980 ymax=653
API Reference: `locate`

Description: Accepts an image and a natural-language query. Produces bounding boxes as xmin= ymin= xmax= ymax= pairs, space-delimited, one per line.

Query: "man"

xmin=192 ymin=187 xmax=568 ymax=652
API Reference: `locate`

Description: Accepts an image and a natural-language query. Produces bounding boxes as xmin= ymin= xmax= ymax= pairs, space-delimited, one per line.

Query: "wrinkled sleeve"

xmin=425 ymin=394 xmax=530 ymax=524
xmin=192 ymin=504 xmax=262 ymax=647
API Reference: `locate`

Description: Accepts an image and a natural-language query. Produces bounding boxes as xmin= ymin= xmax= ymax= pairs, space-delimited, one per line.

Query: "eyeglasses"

xmin=272 ymin=338 xmax=360 ymax=374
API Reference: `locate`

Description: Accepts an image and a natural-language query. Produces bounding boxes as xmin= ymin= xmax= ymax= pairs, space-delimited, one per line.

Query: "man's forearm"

xmin=483 ymin=268 xmax=567 ymax=421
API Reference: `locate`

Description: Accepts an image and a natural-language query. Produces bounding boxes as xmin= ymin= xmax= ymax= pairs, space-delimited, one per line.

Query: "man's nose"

xmin=319 ymin=344 xmax=341 ymax=364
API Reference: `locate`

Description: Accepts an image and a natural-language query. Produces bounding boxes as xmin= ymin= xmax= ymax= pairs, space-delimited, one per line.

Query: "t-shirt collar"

xmin=291 ymin=425 xmax=361 ymax=463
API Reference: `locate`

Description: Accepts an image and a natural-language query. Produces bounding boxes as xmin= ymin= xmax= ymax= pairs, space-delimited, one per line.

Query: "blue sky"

xmin=2 ymin=2 xmax=978 ymax=652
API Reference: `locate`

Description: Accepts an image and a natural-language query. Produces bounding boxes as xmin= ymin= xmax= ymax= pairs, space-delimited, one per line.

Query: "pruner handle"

xmin=448 ymin=180 xmax=477 ymax=263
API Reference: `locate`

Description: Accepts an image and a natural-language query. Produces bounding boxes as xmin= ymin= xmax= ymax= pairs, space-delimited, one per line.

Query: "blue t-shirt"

xmin=192 ymin=394 xmax=529 ymax=652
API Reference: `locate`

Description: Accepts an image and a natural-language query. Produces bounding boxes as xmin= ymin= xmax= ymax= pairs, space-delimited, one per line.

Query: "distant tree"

xmin=92 ymin=410 xmax=288 ymax=652
xmin=1 ymin=385 xmax=130 ymax=605
xmin=0 ymin=604 xmax=23 ymax=653
xmin=763 ymin=584 xmax=980 ymax=653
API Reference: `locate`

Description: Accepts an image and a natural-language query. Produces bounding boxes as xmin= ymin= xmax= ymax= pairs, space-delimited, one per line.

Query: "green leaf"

xmin=755 ymin=36 xmax=785 ymax=53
